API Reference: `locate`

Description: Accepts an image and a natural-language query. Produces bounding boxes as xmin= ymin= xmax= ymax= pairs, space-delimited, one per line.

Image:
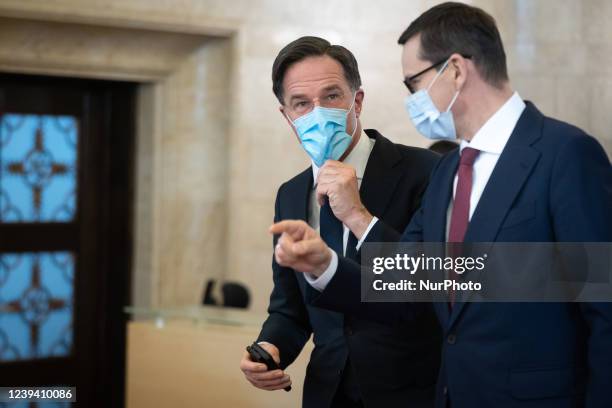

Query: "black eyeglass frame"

xmin=403 ymin=54 xmax=472 ymax=93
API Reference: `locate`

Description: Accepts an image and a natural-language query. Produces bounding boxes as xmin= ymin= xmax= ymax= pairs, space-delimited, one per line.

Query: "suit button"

xmin=447 ymin=334 xmax=456 ymax=344
xmin=443 ymin=386 xmax=448 ymax=396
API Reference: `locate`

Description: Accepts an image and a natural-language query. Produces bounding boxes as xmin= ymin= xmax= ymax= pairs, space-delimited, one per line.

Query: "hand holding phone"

xmin=245 ymin=342 xmax=291 ymax=392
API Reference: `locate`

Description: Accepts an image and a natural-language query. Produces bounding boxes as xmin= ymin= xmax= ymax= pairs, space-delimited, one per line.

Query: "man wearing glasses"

xmin=240 ymin=36 xmax=442 ymax=408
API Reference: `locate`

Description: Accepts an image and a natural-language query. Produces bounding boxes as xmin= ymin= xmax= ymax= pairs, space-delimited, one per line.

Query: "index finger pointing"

xmin=269 ymin=220 xmax=308 ymax=236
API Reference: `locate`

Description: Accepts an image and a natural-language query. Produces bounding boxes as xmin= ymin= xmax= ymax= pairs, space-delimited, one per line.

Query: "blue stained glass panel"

xmin=0 ymin=114 xmax=78 ymax=223
xmin=0 ymin=252 xmax=74 ymax=362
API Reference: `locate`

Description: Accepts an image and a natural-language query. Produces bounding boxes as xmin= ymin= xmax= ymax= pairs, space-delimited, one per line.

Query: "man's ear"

xmin=450 ymin=53 xmax=468 ymax=91
xmin=354 ymin=89 xmax=365 ymax=118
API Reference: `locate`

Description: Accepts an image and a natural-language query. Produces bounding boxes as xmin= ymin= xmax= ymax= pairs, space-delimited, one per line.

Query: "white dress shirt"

xmin=303 ymin=132 xmax=379 ymax=289
xmin=309 ymin=92 xmax=526 ymax=291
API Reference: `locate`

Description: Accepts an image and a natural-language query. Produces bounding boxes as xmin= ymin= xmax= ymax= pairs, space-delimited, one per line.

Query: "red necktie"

xmin=448 ymin=147 xmax=480 ymax=305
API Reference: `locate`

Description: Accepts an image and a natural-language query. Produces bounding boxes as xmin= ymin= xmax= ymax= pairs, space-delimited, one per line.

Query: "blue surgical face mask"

xmin=288 ymin=96 xmax=357 ymax=167
xmin=404 ymin=59 xmax=460 ymax=140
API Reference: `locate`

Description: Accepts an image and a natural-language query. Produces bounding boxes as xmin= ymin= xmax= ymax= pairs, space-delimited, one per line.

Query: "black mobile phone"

xmin=246 ymin=342 xmax=291 ymax=392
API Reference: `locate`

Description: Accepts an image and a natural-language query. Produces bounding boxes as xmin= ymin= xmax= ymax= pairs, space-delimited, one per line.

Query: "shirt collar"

xmin=311 ymin=131 xmax=373 ymax=187
xmin=459 ymin=92 xmax=526 ymax=155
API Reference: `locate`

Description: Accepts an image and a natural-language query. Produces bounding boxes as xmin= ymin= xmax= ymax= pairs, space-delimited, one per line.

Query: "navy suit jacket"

xmin=313 ymin=102 xmax=612 ymax=407
xmin=258 ymin=130 xmax=442 ymax=408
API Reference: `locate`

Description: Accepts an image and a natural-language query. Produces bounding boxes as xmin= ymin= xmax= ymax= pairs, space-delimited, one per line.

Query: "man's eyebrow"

xmin=321 ymin=85 xmax=343 ymax=93
xmin=287 ymin=85 xmax=343 ymax=103
xmin=288 ymin=93 xmax=308 ymax=103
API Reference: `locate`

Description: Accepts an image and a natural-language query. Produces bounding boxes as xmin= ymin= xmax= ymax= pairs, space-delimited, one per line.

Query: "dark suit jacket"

xmin=312 ymin=103 xmax=612 ymax=407
xmin=258 ymin=129 xmax=442 ymax=408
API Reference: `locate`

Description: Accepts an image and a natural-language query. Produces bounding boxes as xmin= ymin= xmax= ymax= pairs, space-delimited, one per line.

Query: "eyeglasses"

xmin=403 ymin=55 xmax=472 ymax=94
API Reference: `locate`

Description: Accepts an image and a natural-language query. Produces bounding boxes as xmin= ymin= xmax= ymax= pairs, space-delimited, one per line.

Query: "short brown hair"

xmin=398 ymin=2 xmax=509 ymax=87
xmin=272 ymin=36 xmax=362 ymax=104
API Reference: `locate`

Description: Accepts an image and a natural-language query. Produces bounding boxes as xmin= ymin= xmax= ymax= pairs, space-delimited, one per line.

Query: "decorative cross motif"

xmin=0 ymin=254 xmax=70 ymax=359
xmin=6 ymin=123 xmax=69 ymax=220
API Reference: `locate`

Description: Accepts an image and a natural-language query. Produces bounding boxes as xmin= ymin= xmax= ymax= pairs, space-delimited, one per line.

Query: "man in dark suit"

xmin=269 ymin=4 xmax=612 ymax=408
xmin=239 ymin=36 xmax=442 ymax=408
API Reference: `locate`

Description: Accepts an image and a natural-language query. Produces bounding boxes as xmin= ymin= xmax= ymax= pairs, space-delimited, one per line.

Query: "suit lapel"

xmin=342 ymin=129 xmax=408 ymax=262
xmin=285 ymin=168 xmax=312 ymax=222
xmin=347 ymin=130 xmax=405 ymax=260
xmin=359 ymin=129 xmax=404 ymax=220
xmin=465 ymin=149 xmax=541 ymax=240
xmin=447 ymin=102 xmax=544 ymax=328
